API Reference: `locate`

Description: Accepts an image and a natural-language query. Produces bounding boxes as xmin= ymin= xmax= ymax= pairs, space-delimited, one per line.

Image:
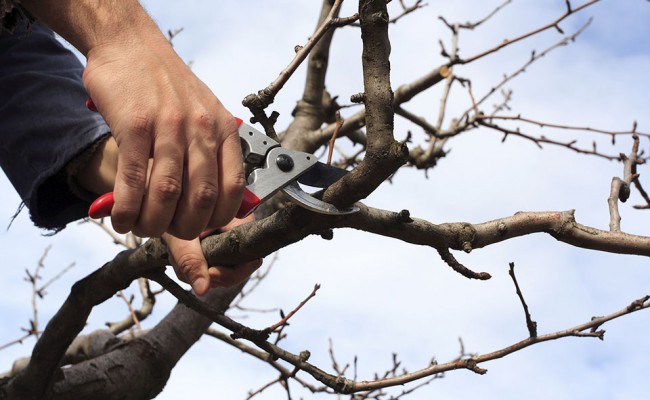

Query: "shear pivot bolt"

xmin=276 ymin=154 xmax=294 ymax=172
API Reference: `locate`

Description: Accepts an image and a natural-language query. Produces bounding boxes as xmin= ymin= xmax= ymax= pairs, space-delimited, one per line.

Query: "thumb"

xmin=163 ymin=234 xmax=210 ymax=296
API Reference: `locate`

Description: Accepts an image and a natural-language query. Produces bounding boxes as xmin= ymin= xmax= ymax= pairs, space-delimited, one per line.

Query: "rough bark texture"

xmin=2 ymin=0 xmax=649 ymax=398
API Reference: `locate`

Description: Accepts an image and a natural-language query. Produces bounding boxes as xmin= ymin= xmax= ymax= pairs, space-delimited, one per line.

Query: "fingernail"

xmin=192 ymin=277 xmax=209 ymax=296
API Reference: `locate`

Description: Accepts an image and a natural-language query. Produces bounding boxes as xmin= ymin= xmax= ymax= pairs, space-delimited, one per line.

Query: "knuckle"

xmin=193 ymin=109 xmax=219 ymax=133
xmin=125 ymin=110 xmax=156 ymax=135
xmin=119 ymin=162 xmax=149 ymax=189
xmin=192 ymin=182 xmax=220 ymax=209
xmin=224 ymin=170 xmax=247 ymax=199
xmin=131 ymin=111 xmax=155 ymax=132
xmin=151 ymin=176 xmax=183 ymax=202
xmin=161 ymin=109 xmax=186 ymax=132
xmin=174 ymin=254 xmax=204 ymax=281
xmin=220 ymin=116 xmax=239 ymax=137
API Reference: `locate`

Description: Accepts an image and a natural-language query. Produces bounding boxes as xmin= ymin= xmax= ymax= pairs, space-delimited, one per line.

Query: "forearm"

xmin=18 ymin=0 xmax=165 ymax=55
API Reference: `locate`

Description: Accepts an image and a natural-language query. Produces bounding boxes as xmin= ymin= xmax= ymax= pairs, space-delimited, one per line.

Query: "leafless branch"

xmin=439 ymin=0 xmax=512 ymax=31
xmin=456 ymin=18 xmax=593 ymax=127
xmin=327 ymin=112 xmax=343 ymax=165
xmin=481 ymin=115 xmax=650 ymax=141
xmin=255 ymin=295 xmax=649 ymax=394
xmin=508 ymin=262 xmax=537 ymax=338
xmin=242 ymin=0 xmax=357 ymax=134
xmin=264 ymin=284 xmax=320 ymax=334
xmin=608 ymin=135 xmax=642 ymax=231
xmin=390 ymin=0 xmax=427 ymax=24
xmin=107 ymin=278 xmax=155 ymax=334
xmin=477 ymin=119 xmax=628 ymax=161
xmin=460 ymin=0 xmax=601 ymax=65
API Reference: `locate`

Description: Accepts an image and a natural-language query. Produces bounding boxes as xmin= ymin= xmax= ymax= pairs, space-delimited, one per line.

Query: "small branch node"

xmin=350 ymin=92 xmax=367 ymax=103
xmin=397 ymin=209 xmax=413 ymax=223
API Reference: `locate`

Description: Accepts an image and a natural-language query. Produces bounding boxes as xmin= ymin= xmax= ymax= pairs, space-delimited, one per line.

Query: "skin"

xmin=17 ymin=0 xmax=260 ymax=294
xmin=76 ymin=137 xmax=262 ymax=295
xmin=20 ymin=0 xmax=246 ymax=240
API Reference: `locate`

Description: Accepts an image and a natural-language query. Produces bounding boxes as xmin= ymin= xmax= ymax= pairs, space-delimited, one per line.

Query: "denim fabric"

xmin=1 ymin=3 xmax=30 ymax=33
xmin=0 ymin=21 xmax=110 ymax=230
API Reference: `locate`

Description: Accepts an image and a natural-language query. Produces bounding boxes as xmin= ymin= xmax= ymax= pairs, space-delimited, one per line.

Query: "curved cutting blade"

xmin=282 ymin=182 xmax=359 ymax=215
xmin=297 ymin=162 xmax=350 ymax=188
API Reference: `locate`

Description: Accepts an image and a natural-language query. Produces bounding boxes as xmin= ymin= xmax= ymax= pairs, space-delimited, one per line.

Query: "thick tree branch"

xmin=341 ymin=206 xmax=650 ymax=257
xmin=321 ymin=0 xmax=408 ymax=208
xmin=5 ymin=239 xmax=168 ymax=398
xmin=315 ymin=0 xmax=600 ymax=148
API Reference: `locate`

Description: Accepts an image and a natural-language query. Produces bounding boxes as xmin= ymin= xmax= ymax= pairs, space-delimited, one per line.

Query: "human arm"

xmin=19 ymin=0 xmax=245 ymax=240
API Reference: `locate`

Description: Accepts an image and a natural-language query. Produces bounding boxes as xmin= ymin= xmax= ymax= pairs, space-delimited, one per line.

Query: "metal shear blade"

xmin=282 ymin=182 xmax=358 ymax=215
xmin=237 ymin=119 xmax=358 ymax=216
xmin=88 ymin=118 xmax=358 ymax=220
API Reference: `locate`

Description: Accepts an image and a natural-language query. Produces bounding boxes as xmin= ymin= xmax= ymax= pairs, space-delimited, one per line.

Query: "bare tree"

xmin=1 ymin=0 xmax=649 ymax=398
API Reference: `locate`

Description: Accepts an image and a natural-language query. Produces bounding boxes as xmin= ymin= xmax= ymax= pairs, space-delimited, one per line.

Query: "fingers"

xmin=110 ymin=121 xmax=152 ymax=234
xmin=84 ymin=39 xmax=245 ymax=240
xmin=209 ymin=121 xmax=246 ymax=228
xmin=167 ymin=112 xmax=243 ymax=239
xmin=165 ymin=234 xmax=211 ymax=296
xmin=208 ymin=258 xmax=263 ymax=288
xmin=164 ymin=233 xmax=263 ymax=295
xmin=135 ymin=129 xmax=185 ymax=238
xmin=109 ymin=106 xmax=244 ymax=239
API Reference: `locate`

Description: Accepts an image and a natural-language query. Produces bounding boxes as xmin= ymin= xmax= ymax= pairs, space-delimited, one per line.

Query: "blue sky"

xmin=1 ymin=1 xmax=649 ymax=399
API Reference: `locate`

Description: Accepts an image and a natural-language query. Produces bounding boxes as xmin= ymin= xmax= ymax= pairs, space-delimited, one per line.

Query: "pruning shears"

xmin=87 ymin=116 xmax=358 ymax=220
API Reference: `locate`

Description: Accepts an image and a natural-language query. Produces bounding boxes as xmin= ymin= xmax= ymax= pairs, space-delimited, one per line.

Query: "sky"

xmin=1 ymin=1 xmax=650 ymax=399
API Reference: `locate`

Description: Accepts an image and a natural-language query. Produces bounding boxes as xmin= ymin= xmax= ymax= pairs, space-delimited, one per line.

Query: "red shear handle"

xmin=88 ymin=192 xmax=115 ymax=219
xmin=88 ymin=188 xmax=260 ymax=220
xmin=236 ymin=187 xmax=261 ymax=219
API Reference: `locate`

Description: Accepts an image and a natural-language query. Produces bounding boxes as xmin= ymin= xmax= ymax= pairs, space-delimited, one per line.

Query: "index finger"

xmin=111 ymin=130 xmax=152 ymax=234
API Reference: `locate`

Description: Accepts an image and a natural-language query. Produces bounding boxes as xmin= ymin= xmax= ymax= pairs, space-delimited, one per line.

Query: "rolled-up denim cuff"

xmin=0 ymin=22 xmax=111 ymax=230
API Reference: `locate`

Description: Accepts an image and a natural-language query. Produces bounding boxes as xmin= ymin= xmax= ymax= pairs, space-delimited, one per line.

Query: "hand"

xmin=21 ymin=0 xmax=245 ymax=240
xmin=83 ymin=34 xmax=245 ymax=240
xmin=162 ymin=217 xmax=262 ymax=296
xmin=76 ymin=137 xmax=259 ymax=295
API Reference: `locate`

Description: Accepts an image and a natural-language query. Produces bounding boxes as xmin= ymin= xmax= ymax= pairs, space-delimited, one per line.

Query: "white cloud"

xmin=1 ymin=1 xmax=649 ymax=399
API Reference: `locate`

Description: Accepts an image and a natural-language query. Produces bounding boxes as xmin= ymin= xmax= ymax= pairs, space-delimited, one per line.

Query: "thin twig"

xmin=460 ymin=0 xmax=601 ymax=65
xmin=608 ymin=135 xmax=642 ymax=231
xmin=0 ymin=333 xmax=33 ymax=352
xmin=255 ymin=295 xmax=650 ymax=394
xmin=204 ymin=328 xmax=332 ymax=399
xmin=116 ymin=291 xmax=142 ymax=333
xmin=508 ymin=262 xmax=537 ymax=338
xmin=477 ymin=119 xmax=629 ymax=161
xmin=327 ymin=112 xmax=343 ymax=165
xmin=480 ymin=115 xmax=650 ymax=141
xmin=242 ymin=0 xmax=357 ymax=124
xmin=437 ymin=247 xmax=491 ymax=280
xmin=390 ymin=0 xmax=427 ymax=24
xmin=264 ymin=284 xmax=321 ymax=333
xmin=456 ymin=19 xmax=593 ymax=128
xmin=439 ymin=0 xmax=512 ymax=31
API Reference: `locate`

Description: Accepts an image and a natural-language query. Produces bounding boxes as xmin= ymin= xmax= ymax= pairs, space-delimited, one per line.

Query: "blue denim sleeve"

xmin=0 ymin=21 xmax=110 ymax=230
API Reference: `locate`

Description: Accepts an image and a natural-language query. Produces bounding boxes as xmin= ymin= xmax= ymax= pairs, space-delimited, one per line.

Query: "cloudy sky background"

xmin=1 ymin=1 xmax=649 ymax=399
